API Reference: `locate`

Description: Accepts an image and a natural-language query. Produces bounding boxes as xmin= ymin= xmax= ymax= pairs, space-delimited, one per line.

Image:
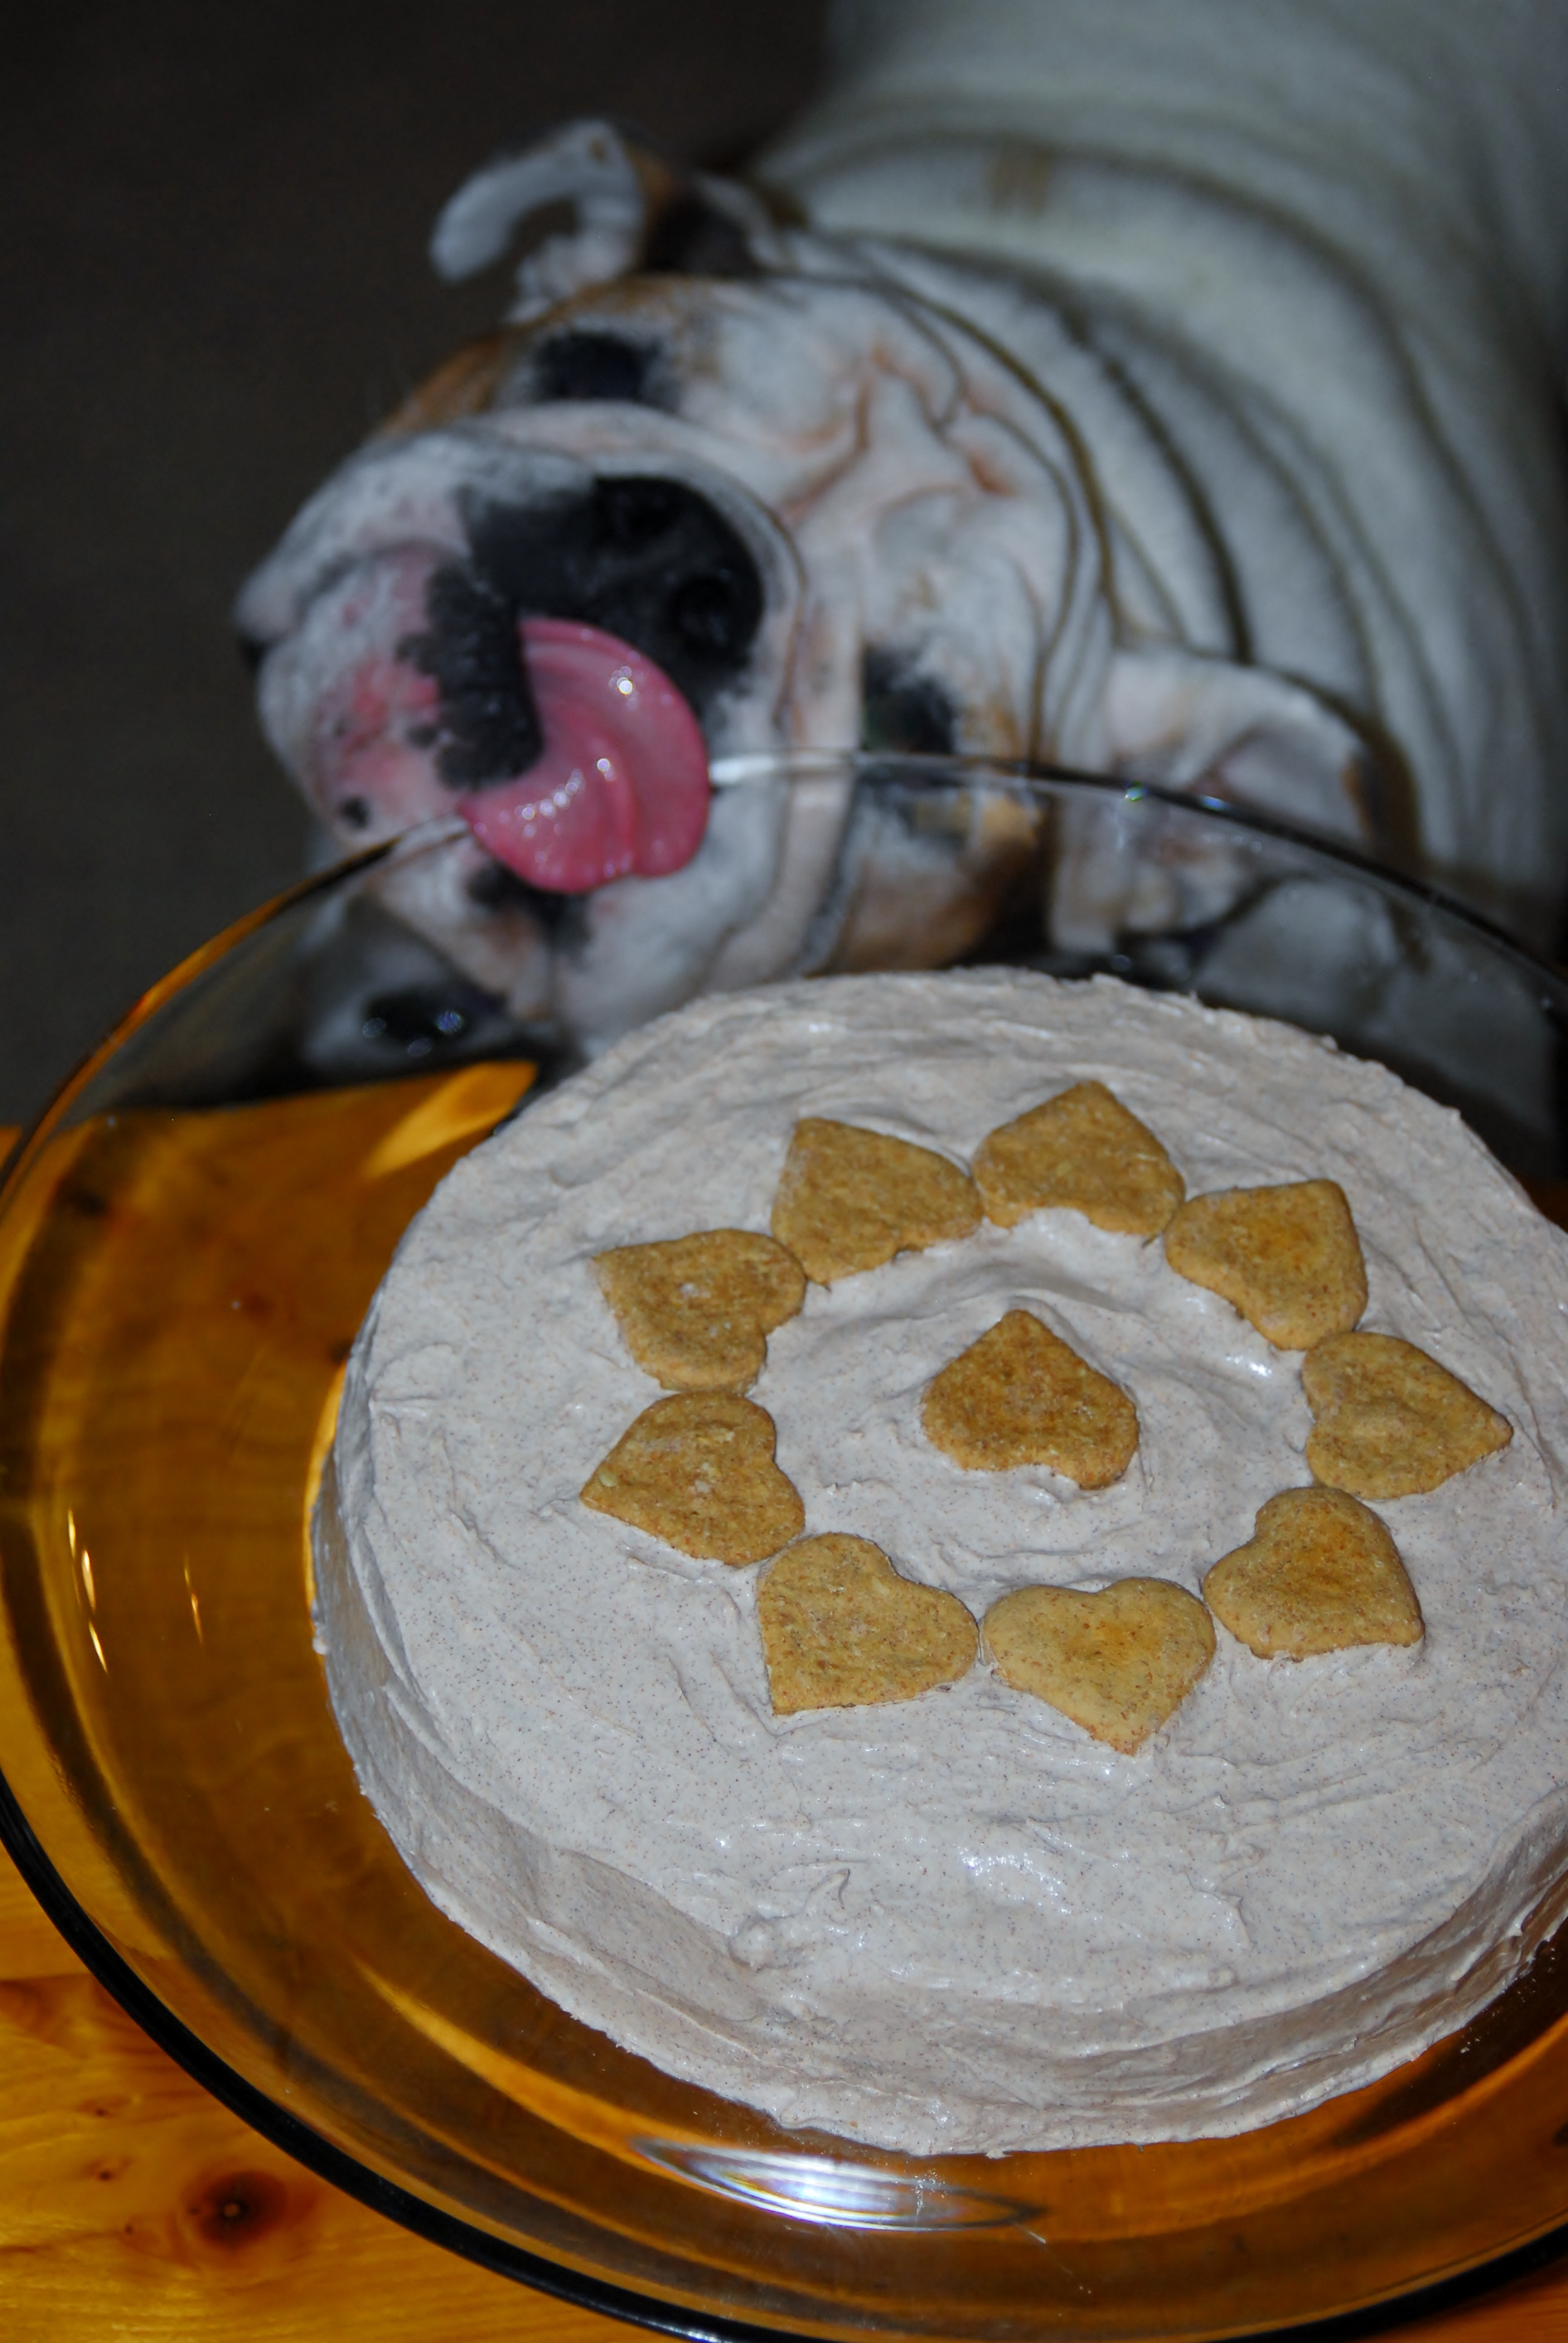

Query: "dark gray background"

xmin=1 ymin=0 xmax=828 ymax=1126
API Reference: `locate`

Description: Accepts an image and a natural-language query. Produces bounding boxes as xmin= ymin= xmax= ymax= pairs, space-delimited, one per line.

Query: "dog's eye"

xmin=861 ymin=649 xmax=958 ymax=755
xmin=532 ymin=332 xmax=660 ymax=405
xmin=642 ymin=194 xmax=760 ymax=280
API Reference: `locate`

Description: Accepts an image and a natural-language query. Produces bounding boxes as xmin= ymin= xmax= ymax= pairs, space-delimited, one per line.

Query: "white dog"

xmin=237 ymin=0 xmax=1568 ymax=1062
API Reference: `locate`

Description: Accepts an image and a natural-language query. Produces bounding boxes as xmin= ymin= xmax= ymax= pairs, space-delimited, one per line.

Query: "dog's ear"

xmin=1100 ymin=641 xmax=1405 ymax=857
xmin=430 ymin=119 xmax=781 ymax=323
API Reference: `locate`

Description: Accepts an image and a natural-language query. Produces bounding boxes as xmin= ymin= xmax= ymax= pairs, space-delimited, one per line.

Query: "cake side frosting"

xmin=316 ymin=971 xmax=1568 ymax=2155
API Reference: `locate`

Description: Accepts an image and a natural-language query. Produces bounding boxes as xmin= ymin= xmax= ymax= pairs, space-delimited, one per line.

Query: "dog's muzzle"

xmin=245 ymin=457 xmax=768 ymax=893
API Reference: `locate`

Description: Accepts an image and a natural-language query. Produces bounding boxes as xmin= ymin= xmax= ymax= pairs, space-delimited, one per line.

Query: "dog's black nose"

xmin=459 ymin=474 xmax=764 ymax=720
xmin=360 ymin=979 xmax=498 ymax=1057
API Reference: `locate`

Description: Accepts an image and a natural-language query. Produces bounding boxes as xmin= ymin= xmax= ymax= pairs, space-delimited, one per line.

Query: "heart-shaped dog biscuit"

xmin=922 ymin=1309 xmax=1138 ymax=1486
xmin=1302 ymin=1330 xmax=1512 ymax=1499
xmin=595 ymin=1229 xmax=806 ymax=1391
xmin=1203 ymin=1486 xmax=1423 ymax=1657
xmin=759 ymin=1534 xmax=978 ymax=1712
xmin=581 ymin=1393 xmax=805 ymax=1564
xmin=974 ymin=1080 xmax=1184 ymax=1235
xmin=984 ymin=1579 xmax=1215 ymax=1753
xmin=771 ymin=1117 xmax=980 ymax=1283
xmin=1165 ymin=1179 xmax=1367 ymax=1349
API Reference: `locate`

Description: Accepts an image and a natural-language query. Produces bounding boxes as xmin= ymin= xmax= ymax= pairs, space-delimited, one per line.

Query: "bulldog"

xmin=236 ymin=0 xmax=1568 ymax=1069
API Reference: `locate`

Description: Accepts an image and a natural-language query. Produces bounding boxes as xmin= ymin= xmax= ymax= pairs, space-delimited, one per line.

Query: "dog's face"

xmin=238 ymin=125 xmax=1376 ymax=1050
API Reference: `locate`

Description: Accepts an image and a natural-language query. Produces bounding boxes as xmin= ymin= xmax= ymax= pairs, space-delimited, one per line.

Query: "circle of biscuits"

xmin=582 ymin=1083 xmax=1512 ymax=1755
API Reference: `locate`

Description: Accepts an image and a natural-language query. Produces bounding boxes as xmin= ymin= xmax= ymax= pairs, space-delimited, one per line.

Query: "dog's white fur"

xmin=239 ymin=0 xmax=1568 ymax=1055
xmin=761 ymin=0 xmax=1568 ymax=937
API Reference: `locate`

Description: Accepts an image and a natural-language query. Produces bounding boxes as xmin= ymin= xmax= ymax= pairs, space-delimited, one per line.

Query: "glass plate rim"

xmin=4 ymin=756 xmax=1568 ymax=2340
xmin=13 ymin=752 xmax=1567 ymax=1167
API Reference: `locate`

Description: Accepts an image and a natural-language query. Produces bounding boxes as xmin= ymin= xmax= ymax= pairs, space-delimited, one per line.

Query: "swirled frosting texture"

xmin=317 ymin=972 xmax=1568 ymax=2154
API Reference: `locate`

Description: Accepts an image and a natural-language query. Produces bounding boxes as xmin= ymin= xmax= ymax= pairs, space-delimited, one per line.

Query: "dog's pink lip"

xmin=457 ymin=617 xmax=710 ymax=894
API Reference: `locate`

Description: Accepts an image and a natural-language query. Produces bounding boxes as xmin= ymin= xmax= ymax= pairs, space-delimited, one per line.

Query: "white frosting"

xmin=317 ymin=972 xmax=1568 ymax=2155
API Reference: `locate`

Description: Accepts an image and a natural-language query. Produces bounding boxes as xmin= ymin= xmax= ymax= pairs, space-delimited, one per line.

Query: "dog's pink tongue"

xmin=459 ymin=618 xmax=710 ymax=893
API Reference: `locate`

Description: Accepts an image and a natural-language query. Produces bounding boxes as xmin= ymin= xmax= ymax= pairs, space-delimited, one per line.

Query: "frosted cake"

xmin=315 ymin=972 xmax=1568 ymax=2155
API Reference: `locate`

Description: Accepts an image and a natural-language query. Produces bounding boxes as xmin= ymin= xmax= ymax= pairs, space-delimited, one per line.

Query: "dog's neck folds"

xmin=763 ymin=0 xmax=1568 ymax=937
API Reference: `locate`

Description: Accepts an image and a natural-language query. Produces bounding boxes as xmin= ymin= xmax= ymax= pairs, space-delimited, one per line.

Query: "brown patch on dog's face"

xmin=827 ymin=785 xmax=1042 ymax=975
xmin=377 ymin=334 xmax=518 ymax=437
xmin=829 ymin=842 xmax=1036 ymax=974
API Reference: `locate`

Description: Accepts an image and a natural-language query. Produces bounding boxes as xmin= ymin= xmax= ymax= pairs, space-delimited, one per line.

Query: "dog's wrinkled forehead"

xmin=491 ymin=272 xmax=1022 ymax=507
xmin=475 ymin=271 xmax=1111 ymax=758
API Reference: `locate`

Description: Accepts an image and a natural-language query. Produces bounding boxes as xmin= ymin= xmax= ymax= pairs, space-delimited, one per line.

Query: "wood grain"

xmin=0 ymin=1842 xmax=631 ymax=2341
xmin=5 ymin=1841 xmax=1568 ymax=2339
xmin=1 ymin=1124 xmax=1567 ymax=2338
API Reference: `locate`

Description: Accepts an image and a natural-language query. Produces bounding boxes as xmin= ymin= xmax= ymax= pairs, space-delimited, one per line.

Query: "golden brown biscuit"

xmin=1203 ymin=1486 xmax=1423 ymax=1658
xmin=921 ymin=1309 xmax=1138 ymax=1487
xmin=581 ymin=1393 xmax=804 ymax=1564
xmin=1302 ymin=1330 xmax=1512 ymax=1499
xmin=595 ymin=1229 xmax=806 ymax=1392
xmin=1165 ymin=1178 xmax=1367 ymax=1349
xmin=758 ymin=1534 xmax=978 ymax=1713
xmin=770 ymin=1117 xmax=979 ymax=1284
xmin=984 ymin=1579 xmax=1215 ymax=1754
xmin=973 ymin=1080 xmax=1184 ymax=1235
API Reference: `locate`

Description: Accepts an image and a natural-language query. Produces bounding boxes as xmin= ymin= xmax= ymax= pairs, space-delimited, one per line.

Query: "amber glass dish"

xmin=5 ymin=762 xmax=1568 ymax=2342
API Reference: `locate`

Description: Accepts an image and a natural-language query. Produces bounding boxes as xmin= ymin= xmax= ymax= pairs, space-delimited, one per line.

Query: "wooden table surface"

xmin=3 ymin=1128 xmax=1568 ymax=2340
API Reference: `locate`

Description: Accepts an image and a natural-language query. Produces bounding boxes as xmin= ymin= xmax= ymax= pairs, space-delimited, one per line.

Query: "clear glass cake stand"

xmin=4 ymin=755 xmax=1568 ymax=2343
